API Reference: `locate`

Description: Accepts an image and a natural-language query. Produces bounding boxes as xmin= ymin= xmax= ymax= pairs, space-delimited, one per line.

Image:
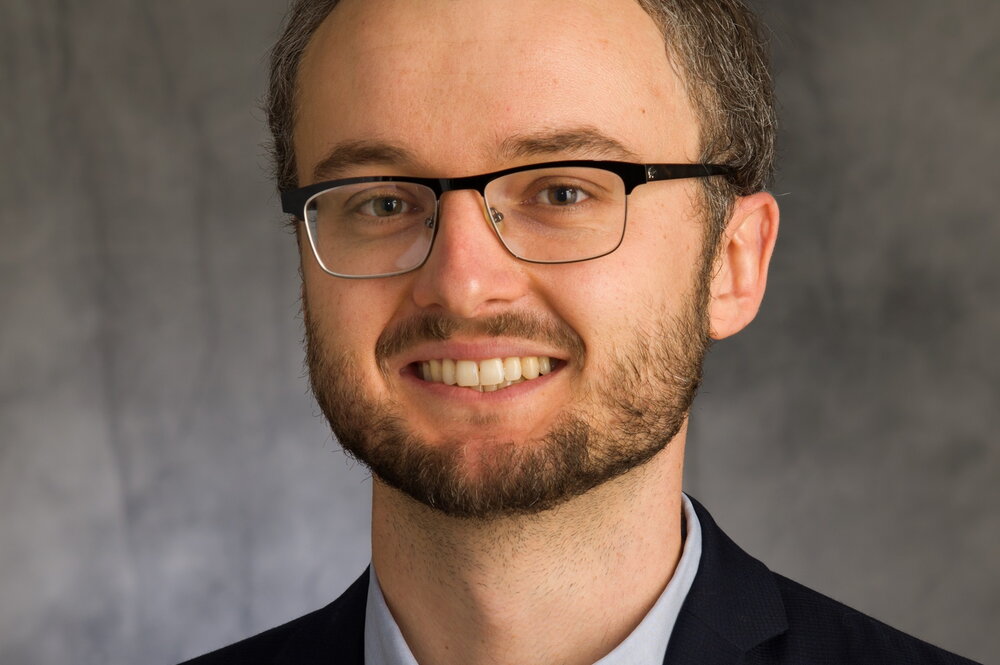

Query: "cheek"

xmin=626 ymin=193 xmax=707 ymax=290
xmin=302 ymin=262 xmax=400 ymax=365
xmin=537 ymin=198 xmax=706 ymax=353
xmin=539 ymin=257 xmax=658 ymax=365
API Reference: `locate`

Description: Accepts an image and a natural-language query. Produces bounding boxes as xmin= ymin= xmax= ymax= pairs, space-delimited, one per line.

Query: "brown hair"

xmin=265 ymin=0 xmax=774 ymax=244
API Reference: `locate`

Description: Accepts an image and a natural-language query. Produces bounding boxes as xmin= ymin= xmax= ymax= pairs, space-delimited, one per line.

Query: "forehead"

xmin=294 ymin=0 xmax=699 ymax=180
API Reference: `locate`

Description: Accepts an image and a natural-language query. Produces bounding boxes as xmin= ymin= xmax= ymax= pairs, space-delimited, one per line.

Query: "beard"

xmin=304 ymin=274 xmax=712 ymax=520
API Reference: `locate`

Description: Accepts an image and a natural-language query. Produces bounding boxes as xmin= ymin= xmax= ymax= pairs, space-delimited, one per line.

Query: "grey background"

xmin=1 ymin=1 xmax=997 ymax=663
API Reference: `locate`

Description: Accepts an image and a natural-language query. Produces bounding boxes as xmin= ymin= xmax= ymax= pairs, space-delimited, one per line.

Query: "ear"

xmin=707 ymin=191 xmax=779 ymax=340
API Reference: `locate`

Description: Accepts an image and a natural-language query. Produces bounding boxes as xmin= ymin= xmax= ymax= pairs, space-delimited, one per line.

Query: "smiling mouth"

xmin=416 ymin=356 xmax=557 ymax=392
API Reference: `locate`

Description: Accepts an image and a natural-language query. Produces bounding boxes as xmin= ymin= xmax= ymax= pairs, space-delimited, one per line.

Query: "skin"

xmin=293 ymin=0 xmax=779 ymax=663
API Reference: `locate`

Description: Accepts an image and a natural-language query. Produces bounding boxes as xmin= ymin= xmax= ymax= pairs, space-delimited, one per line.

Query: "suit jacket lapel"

xmin=663 ymin=497 xmax=789 ymax=664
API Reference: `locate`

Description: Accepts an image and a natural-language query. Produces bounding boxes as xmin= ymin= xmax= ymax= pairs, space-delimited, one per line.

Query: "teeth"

xmin=455 ymin=360 xmax=479 ymax=387
xmin=503 ymin=357 xmax=522 ymax=381
xmin=478 ymin=358 xmax=505 ymax=385
xmin=429 ymin=359 xmax=443 ymax=382
xmin=418 ymin=356 xmax=555 ymax=391
xmin=441 ymin=358 xmax=457 ymax=385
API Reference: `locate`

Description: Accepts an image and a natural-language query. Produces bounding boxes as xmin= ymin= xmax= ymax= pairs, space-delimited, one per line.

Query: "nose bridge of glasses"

xmin=420 ymin=175 xmax=514 ymax=270
xmin=434 ymin=174 xmax=496 ymax=223
xmin=435 ymin=186 xmax=503 ymax=236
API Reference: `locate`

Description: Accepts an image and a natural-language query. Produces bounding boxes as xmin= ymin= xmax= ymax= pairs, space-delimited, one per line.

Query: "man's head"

xmin=268 ymin=0 xmax=778 ymax=518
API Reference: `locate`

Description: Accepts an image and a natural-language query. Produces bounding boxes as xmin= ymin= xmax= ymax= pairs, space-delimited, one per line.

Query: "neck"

xmin=370 ymin=427 xmax=687 ymax=665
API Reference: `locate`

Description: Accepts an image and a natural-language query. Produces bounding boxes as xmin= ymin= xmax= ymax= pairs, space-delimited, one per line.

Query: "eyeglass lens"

xmin=304 ymin=166 xmax=627 ymax=277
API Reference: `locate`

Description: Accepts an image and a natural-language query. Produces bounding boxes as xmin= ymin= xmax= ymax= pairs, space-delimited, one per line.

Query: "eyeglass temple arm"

xmin=644 ymin=163 xmax=735 ymax=182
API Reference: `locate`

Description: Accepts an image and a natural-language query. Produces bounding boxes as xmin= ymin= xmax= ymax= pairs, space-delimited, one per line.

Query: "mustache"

xmin=376 ymin=311 xmax=586 ymax=367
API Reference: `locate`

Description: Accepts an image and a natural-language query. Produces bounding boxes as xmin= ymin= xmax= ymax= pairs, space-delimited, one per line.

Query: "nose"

xmin=409 ymin=190 xmax=530 ymax=318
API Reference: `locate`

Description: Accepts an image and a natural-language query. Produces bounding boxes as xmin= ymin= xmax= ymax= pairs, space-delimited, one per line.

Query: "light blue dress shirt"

xmin=364 ymin=494 xmax=702 ymax=665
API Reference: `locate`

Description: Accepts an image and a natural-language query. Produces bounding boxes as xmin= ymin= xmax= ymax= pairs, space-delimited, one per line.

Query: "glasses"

xmin=281 ymin=159 xmax=733 ymax=279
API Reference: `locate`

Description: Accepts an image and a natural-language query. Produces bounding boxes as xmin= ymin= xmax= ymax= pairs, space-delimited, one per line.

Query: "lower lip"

xmin=400 ymin=363 xmax=564 ymax=402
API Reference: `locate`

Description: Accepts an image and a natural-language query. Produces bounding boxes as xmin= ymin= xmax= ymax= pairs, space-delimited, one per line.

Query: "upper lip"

xmin=392 ymin=338 xmax=570 ymax=372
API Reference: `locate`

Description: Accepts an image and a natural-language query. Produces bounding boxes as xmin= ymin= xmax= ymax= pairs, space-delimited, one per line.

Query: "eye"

xmin=534 ymin=185 xmax=590 ymax=206
xmin=358 ymin=195 xmax=412 ymax=217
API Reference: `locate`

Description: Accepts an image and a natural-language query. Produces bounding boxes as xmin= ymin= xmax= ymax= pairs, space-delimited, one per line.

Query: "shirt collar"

xmin=364 ymin=494 xmax=702 ymax=665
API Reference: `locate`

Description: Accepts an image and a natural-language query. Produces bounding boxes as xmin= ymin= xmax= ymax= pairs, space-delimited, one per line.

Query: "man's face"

xmin=294 ymin=0 xmax=714 ymax=517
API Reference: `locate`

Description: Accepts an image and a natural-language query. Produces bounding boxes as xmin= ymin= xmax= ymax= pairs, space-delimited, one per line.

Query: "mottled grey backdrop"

xmin=1 ymin=1 xmax=997 ymax=663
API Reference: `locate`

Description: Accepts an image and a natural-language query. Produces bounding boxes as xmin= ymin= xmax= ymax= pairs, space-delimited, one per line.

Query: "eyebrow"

xmin=311 ymin=140 xmax=418 ymax=182
xmin=309 ymin=127 xmax=640 ymax=182
xmin=496 ymin=127 xmax=641 ymax=162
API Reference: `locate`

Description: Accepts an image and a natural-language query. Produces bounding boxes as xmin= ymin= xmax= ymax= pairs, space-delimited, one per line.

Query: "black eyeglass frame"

xmin=280 ymin=159 xmax=735 ymax=278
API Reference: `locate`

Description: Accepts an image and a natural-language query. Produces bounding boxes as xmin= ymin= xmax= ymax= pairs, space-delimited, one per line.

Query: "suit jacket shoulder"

xmin=666 ymin=497 xmax=981 ymax=665
xmin=763 ymin=572 xmax=977 ymax=665
xmin=178 ymin=569 xmax=367 ymax=665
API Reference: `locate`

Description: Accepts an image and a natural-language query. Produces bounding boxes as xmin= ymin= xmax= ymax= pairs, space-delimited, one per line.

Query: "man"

xmin=184 ymin=0 xmax=979 ymax=663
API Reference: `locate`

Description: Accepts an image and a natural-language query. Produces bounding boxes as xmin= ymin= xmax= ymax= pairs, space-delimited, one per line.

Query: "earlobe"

xmin=707 ymin=191 xmax=780 ymax=340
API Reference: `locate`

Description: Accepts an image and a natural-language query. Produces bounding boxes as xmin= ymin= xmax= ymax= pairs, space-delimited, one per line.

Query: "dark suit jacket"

xmin=181 ymin=497 xmax=980 ymax=664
